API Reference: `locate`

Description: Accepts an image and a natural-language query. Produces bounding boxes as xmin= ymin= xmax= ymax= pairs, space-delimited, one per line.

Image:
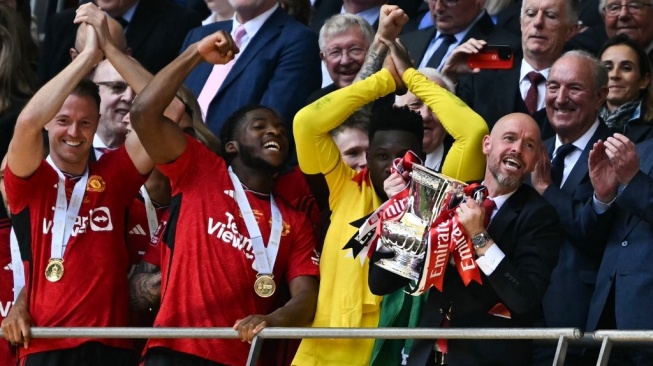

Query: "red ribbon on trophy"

xmin=411 ymin=184 xmax=487 ymax=295
xmin=343 ymin=151 xmax=422 ymax=261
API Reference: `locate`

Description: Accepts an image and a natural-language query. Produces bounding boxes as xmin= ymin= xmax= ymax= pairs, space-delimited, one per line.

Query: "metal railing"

xmin=1 ymin=327 xmax=587 ymax=365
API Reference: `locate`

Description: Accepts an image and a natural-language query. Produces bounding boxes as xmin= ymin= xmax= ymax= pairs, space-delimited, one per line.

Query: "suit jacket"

xmin=538 ymin=122 xmax=612 ymax=331
xmin=497 ymin=0 xmax=603 ymax=38
xmin=564 ymin=23 xmax=607 ymax=56
xmin=586 ymin=140 xmax=653 ymax=331
xmin=369 ymin=184 xmax=562 ymax=366
xmin=182 ymin=7 xmax=322 ymax=136
xmin=37 ymin=0 xmax=203 ymax=83
xmin=310 ymin=0 xmax=421 ymax=33
xmin=456 ymin=56 xmax=553 ymax=137
xmin=400 ymin=12 xmax=521 ymax=67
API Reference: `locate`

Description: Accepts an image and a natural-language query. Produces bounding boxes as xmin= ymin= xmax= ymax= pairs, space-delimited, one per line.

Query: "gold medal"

xmin=254 ymin=274 xmax=275 ymax=298
xmin=45 ymin=259 xmax=64 ymax=282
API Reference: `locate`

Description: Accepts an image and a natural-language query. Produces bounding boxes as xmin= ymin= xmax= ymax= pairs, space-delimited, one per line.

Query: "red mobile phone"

xmin=467 ymin=45 xmax=514 ymax=70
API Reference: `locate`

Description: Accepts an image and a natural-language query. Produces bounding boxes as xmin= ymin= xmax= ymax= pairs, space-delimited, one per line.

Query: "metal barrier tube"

xmin=553 ymin=335 xmax=570 ymax=366
xmin=596 ymin=337 xmax=612 ymax=366
xmin=594 ymin=330 xmax=653 ymax=343
xmin=1 ymin=327 xmax=583 ymax=366
xmin=3 ymin=327 xmax=581 ymax=340
xmin=247 ymin=336 xmax=264 ymax=366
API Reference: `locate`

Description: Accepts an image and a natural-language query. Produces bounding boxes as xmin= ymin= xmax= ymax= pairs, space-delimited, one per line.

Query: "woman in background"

xmin=599 ymin=34 xmax=653 ymax=143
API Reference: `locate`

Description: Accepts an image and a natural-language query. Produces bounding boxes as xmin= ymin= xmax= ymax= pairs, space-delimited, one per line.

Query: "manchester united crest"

xmin=87 ymin=175 xmax=106 ymax=192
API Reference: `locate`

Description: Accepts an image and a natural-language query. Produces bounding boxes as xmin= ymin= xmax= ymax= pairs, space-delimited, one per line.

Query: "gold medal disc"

xmin=254 ymin=275 xmax=276 ymax=298
xmin=45 ymin=259 xmax=64 ymax=282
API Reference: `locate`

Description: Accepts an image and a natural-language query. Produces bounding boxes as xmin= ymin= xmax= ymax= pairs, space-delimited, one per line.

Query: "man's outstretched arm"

xmin=130 ymin=30 xmax=238 ymax=165
xmin=8 ymin=24 xmax=102 ymax=178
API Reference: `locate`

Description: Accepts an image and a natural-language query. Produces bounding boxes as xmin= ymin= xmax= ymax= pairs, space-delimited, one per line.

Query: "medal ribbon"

xmin=140 ymin=186 xmax=159 ymax=240
xmin=228 ymin=167 xmax=282 ymax=276
xmin=46 ymin=156 xmax=89 ymax=260
xmin=9 ymin=228 xmax=24 ymax=300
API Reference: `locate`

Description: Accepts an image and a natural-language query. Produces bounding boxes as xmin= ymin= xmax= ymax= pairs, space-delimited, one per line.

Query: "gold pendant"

xmin=254 ymin=274 xmax=275 ymax=298
xmin=45 ymin=258 xmax=64 ymax=282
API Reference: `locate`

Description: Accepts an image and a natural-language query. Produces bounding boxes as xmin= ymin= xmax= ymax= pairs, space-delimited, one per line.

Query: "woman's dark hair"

xmin=0 ymin=3 xmax=37 ymax=114
xmin=600 ymin=34 xmax=653 ymax=120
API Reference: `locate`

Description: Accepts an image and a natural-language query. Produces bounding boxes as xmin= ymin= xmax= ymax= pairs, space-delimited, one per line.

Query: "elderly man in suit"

xmin=400 ymin=0 xmax=520 ymax=71
xmin=370 ymin=111 xmax=562 ymax=366
xmin=442 ymin=0 xmax=579 ymax=135
xmin=38 ymin=0 xmax=203 ymax=83
xmin=583 ymin=119 xmax=653 ymax=364
xmin=182 ymin=0 xmax=321 ymax=136
xmin=529 ymin=50 xmax=613 ymax=366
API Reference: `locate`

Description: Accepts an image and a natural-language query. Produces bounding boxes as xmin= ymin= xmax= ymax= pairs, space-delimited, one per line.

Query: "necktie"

xmin=426 ymin=34 xmax=457 ymax=69
xmin=197 ymin=24 xmax=247 ymax=119
xmin=482 ymin=198 xmax=496 ymax=228
xmin=524 ymin=71 xmax=545 ymax=115
xmin=115 ymin=16 xmax=129 ymax=31
xmin=551 ymin=144 xmax=576 ymax=187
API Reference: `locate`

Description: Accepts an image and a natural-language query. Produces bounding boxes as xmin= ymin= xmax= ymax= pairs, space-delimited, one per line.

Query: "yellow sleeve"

xmin=402 ymin=68 xmax=488 ymax=182
xmin=293 ymin=69 xmax=396 ymax=178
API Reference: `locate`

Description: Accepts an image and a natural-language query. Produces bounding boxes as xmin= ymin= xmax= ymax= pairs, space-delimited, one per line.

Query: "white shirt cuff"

xmin=475 ymin=244 xmax=505 ymax=275
xmin=592 ymin=195 xmax=611 ymax=214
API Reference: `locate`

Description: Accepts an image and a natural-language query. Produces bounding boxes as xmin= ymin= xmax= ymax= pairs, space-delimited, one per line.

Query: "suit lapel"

xmin=495 ymin=64 xmax=522 ymax=119
xmin=621 ymin=144 xmax=653 ymax=235
xmin=125 ymin=0 xmax=157 ymax=53
xmin=487 ymin=187 xmax=525 ymax=246
xmin=461 ymin=12 xmax=495 ymax=42
xmin=217 ymin=7 xmax=286 ymax=94
xmin=561 ymin=122 xmax=610 ymax=193
xmin=189 ymin=22 xmax=232 ymax=96
xmin=404 ymin=28 xmax=437 ymax=64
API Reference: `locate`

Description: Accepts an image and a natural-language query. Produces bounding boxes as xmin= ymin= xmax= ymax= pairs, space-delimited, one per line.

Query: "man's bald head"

xmin=483 ymin=113 xmax=541 ymax=194
xmin=71 ymin=18 xmax=128 ymax=60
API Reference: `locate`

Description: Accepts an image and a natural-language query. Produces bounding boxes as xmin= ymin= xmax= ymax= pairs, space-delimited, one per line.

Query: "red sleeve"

xmin=5 ymin=161 xmax=54 ymax=215
xmin=284 ymin=211 xmax=320 ymax=283
xmin=156 ymin=135 xmax=203 ymax=191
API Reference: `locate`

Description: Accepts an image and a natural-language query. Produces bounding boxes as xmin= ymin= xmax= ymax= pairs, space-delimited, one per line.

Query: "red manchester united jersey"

xmin=4 ymin=148 xmax=146 ymax=357
xmin=146 ymin=136 xmax=319 ymax=366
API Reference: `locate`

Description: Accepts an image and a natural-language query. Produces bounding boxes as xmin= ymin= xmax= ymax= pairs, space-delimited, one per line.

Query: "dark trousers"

xmin=23 ymin=342 xmax=135 ymax=366
xmin=581 ymin=284 xmax=653 ymax=366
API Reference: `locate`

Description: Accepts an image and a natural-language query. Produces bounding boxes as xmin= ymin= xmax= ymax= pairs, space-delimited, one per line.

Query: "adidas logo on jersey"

xmin=3 ymin=263 xmax=12 ymax=271
xmin=129 ymin=224 xmax=147 ymax=235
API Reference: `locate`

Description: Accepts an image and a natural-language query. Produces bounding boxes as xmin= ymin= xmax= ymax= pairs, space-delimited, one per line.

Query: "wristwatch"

xmin=472 ymin=232 xmax=491 ymax=249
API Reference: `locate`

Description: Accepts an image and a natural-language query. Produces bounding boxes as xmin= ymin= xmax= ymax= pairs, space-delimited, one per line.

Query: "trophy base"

xmin=376 ymin=252 xmax=423 ymax=282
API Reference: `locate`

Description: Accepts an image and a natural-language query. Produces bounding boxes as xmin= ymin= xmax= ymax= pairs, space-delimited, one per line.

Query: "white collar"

xmin=554 ymin=119 xmax=599 ymax=154
xmin=436 ymin=10 xmax=485 ymax=43
xmin=232 ymin=2 xmax=278 ymax=41
xmin=119 ymin=1 xmax=138 ymax=22
xmin=519 ymin=59 xmax=550 ymax=82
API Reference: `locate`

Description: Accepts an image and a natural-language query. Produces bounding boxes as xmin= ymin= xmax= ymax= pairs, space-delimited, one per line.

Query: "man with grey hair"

xmin=309 ymin=13 xmax=375 ymax=101
xmin=529 ymin=49 xmax=613 ymax=365
xmin=395 ymin=67 xmax=456 ymax=171
xmin=568 ymin=0 xmax=653 ymax=61
xmin=443 ymin=0 xmax=579 ymax=136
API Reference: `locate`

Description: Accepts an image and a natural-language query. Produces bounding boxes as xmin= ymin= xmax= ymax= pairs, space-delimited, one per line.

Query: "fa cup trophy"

xmin=376 ymin=164 xmax=467 ymax=281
